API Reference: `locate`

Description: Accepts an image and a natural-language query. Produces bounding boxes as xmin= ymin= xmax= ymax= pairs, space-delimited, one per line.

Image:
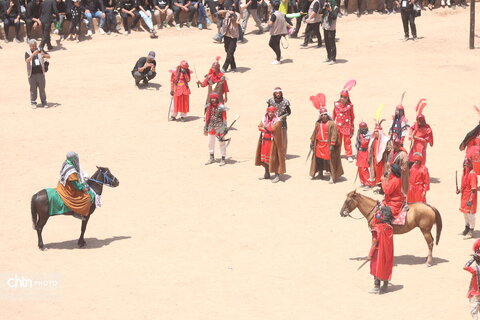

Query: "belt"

xmin=359 ymin=147 xmax=367 ymax=151
xmin=263 ymin=138 xmax=272 ymax=141
xmin=317 ymin=139 xmax=328 ymax=142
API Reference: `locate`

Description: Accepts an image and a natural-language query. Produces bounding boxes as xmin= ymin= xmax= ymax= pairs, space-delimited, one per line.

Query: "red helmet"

xmin=359 ymin=121 xmax=368 ymax=129
xmin=267 ymin=106 xmax=277 ymax=113
xmin=209 ymin=93 xmax=219 ymax=99
xmin=396 ymin=105 xmax=404 ymax=110
xmin=412 ymin=152 xmax=423 ymax=162
xmin=180 ymin=60 xmax=189 ymax=68
xmin=320 ymin=107 xmax=328 ymax=115
xmin=474 ymin=239 xmax=480 ymax=253
xmin=340 ymin=90 xmax=349 ymax=98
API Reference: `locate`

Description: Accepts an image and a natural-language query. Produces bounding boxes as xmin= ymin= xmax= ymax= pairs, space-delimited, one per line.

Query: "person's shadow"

xmin=139 ymin=83 xmax=161 ymax=91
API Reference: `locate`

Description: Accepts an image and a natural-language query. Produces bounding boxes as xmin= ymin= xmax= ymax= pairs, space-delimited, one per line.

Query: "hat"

xmin=72 ymin=0 xmax=80 ymax=2
xmin=359 ymin=121 xmax=368 ymax=129
xmin=147 ymin=51 xmax=155 ymax=59
xmin=474 ymin=239 xmax=480 ymax=253
xmin=340 ymin=90 xmax=349 ymax=98
xmin=180 ymin=60 xmax=189 ymax=68
xmin=319 ymin=107 xmax=328 ymax=115
xmin=391 ymin=163 xmax=401 ymax=177
xmin=412 ymin=152 xmax=423 ymax=162
xmin=267 ymin=106 xmax=277 ymax=112
xmin=209 ymin=93 xmax=219 ymax=99
xmin=396 ymin=105 xmax=404 ymax=110
xmin=273 ymin=87 xmax=282 ymax=93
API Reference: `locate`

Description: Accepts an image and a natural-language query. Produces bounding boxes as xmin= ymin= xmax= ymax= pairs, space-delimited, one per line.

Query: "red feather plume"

xmin=215 ymin=56 xmax=221 ymax=61
xmin=343 ymin=79 xmax=357 ymax=92
xmin=474 ymin=105 xmax=480 ymax=117
xmin=416 ymin=98 xmax=427 ymax=116
xmin=310 ymin=93 xmax=326 ymax=110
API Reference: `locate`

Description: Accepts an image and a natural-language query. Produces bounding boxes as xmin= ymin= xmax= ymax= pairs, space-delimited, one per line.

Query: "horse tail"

xmin=31 ymin=193 xmax=38 ymax=230
xmin=427 ymin=204 xmax=442 ymax=245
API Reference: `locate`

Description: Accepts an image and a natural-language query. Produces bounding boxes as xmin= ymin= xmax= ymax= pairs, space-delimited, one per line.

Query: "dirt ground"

xmin=1 ymin=6 xmax=480 ymax=319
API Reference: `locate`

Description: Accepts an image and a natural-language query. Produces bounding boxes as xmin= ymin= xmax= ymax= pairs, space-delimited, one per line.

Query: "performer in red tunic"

xmin=356 ymin=121 xmax=373 ymax=189
xmin=407 ymin=152 xmax=430 ymax=204
xmin=333 ymin=90 xmax=355 ymax=162
xmin=408 ymin=100 xmax=433 ymax=165
xmin=204 ymin=93 xmax=228 ymax=166
xmin=458 ymin=158 xmax=479 ymax=239
xmin=460 ymin=120 xmax=480 ymax=176
xmin=381 ymin=163 xmax=405 ymax=218
xmin=170 ymin=60 xmax=192 ymax=122
xmin=389 ymin=105 xmax=408 ymax=143
xmin=369 ymin=120 xmax=389 ymax=187
xmin=368 ymin=206 xmax=394 ymax=295
xmin=197 ymin=56 xmax=229 ymax=105
xmin=464 ymin=239 xmax=480 ymax=319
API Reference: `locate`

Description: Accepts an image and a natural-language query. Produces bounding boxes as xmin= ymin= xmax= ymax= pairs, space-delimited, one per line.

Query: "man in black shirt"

xmin=153 ymin=0 xmax=173 ymax=28
xmin=102 ymin=0 xmax=117 ymax=34
xmin=53 ymin=0 xmax=69 ymax=39
xmin=82 ymin=0 xmax=105 ymax=35
xmin=39 ymin=0 xmax=58 ymax=50
xmin=120 ymin=0 xmax=140 ymax=34
xmin=4 ymin=0 xmax=21 ymax=42
xmin=172 ymin=0 xmax=194 ymax=29
xmin=25 ymin=0 xmax=42 ymax=41
xmin=131 ymin=50 xmax=157 ymax=86
xmin=25 ymin=39 xmax=50 ymax=108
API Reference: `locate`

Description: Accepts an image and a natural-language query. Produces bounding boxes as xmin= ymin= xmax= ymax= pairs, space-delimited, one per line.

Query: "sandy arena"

xmin=1 ymin=6 xmax=480 ymax=319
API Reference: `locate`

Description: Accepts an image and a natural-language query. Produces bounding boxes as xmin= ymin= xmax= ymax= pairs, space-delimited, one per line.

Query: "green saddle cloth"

xmin=45 ymin=188 xmax=95 ymax=216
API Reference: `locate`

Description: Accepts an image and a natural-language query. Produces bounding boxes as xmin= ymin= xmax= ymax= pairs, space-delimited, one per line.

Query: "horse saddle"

xmin=392 ymin=203 xmax=409 ymax=226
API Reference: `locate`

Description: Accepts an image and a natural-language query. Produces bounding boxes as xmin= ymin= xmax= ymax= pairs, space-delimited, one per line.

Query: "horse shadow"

xmin=430 ymin=177 xmax=441 ymax=184
xmin=46 ymin=236 xmax=131 ymax=250
xmin=285 ymin=154 xmax=300 ymax=160
xmin=393 ymin=254 xmax=449 ymax=266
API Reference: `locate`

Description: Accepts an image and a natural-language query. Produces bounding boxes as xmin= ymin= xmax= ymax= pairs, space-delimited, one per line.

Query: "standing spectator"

xmin=301 ymin=0 xmax=322 ymax=48
xmin=131 ymin=50 xmax=157 ymax=86
xmin=192 ymin=0 xmax=210 ymax=30
xmin=291 ymin=0 xmax=309 ymax=38
xmin=102 ymin=0 xmax=118 ymax=34
xmin=220 ymin=6 xmax=240 ymax=72
xmin=268 ymin=1 xmax=287 ymax=65
xmin=136 ymin=0 xmax=158 ymax=37
xmin=241 ymin=0 xmax=263 ymax=34
xmin=67 ymin=0 xmax=84 ymax=41
xmin=397 ymin=0 xmax=417 ymax=41
xmin=25 ymin=0 xmax=42 ymax=42
xmin=153 ymin=0 xmax=173 ymax=28
xmin=458 ymin=158 xmax=478 ymax=239
xmin=257 ymin=0 xmax=268 ymax=23
xmin=4 ymin=0 xmax=21 ymax=42
xmin=82 ymin=0 xmax=105 ymax=36
xmin=172 ymin=0 xmax=194 ymax=30
xmin=120 ymin=0 xmax=140 ymax=35
xmin=322 ymin=0 xmax=338 ymax=64
xmin=54 ymin=0 xmax=69 ymax=40
xmin=39 ymin=0 xmax=58 ymax=50
xmin=25 ymin=39 xmax=50 ymax=108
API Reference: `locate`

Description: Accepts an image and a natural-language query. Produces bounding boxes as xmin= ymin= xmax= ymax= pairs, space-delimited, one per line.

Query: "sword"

xmin=219 ymin=115 xmax=240 ymax=143
xmin=399 ymin=91 xmax=406 ymax=105
xmin=357 ymin=259 xmax=369 ymax=271
xmin=456 ymin=170 xmax=459 ymax=193
xmin=193 ymin=63 xmax=200 ymax=88
xmin=305 ymin=148 xmax=312 ymax=164
xmin=167 ymin=95 xmax=173 ymax=121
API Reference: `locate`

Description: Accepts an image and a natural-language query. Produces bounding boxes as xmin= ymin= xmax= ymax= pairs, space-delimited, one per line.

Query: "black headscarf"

xmin=391 ymin=163 xmax=401 ymax=178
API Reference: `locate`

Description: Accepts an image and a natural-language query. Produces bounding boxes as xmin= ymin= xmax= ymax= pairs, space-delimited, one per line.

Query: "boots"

xmin=461 ymin=225 xmax=470 ymax=236
xmin=380 ymin=281 xmax=388 ymax=294
xmin=205 ymin=154 xmax=215 ymax=165
xmin=464 ymin=228 xmax=474 ymax=240
xmin=369 ymin=278 xmax=380 ymax=294
xmin=219 ymin=156 xmax=226 ymax=166
xmin=259 ymin=164 xmax=271 ymax=180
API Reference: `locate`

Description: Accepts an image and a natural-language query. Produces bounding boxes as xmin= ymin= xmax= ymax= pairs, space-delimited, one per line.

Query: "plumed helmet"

xmin=340 ymin=90 xmax=349 ymax=98
xmin=412 ymin=152 xmax=423 ymax=162
xmin=396 ymin=105 xmax=404 ymax=110
xmin=209 ymin=93 xmax=219 ymax=99
xmin=180 ymin=60 xmax=189 ymax=68
xmin=319 ymin=107 xmax=328 ymax=115
xmin=359 ymin=121 xmax=368 ymax=129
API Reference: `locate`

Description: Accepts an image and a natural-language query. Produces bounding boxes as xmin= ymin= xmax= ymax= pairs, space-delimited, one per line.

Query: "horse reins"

xmin=347 ymin=201 xmax=379 ymax=226
xmin=87 ymin=169 xmax=115 ymax=187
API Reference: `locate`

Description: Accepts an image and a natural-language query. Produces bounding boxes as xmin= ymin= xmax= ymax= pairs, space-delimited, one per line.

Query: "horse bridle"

xmin=87 ymin=168 xmax=115 ymax=187
xmin=345 ymin=198 xmax=379 ymax=225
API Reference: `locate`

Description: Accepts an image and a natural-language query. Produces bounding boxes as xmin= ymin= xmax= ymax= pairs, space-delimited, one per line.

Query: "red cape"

xmin=370 ymin=223 xmax=394 ymax=281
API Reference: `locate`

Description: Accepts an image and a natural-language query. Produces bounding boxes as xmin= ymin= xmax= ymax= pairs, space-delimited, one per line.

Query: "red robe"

xmin=382 ymin=175 xmax=405 ymax=217
xmin=369 ymin=223 xmax=394 ymax=281
xmin=333 ymin=101 xmax=354 ymax=157
xmin=171 ymin=70 xmax=191 ymax=113
xmin=356 ymin=134 xmax=372 ymax=186
xmin=371 ymin=137 xmax=385 ymax=185
xmin=465 ymin=264 xmax=480 ymax=299
xmin=259 ymin=123 xmax=276 ymax=164
xmin=315 ymin=121 xmax=333 ymax=160
xmin=466 ymin=135 xmax=480 ymax=175
xmin=460 ymin=169 xmax=478 ymax=214
xmin=408 ymin=123 xmax=434 ymax=165
xmin=407 ymin=163 xmax=430 ymax=203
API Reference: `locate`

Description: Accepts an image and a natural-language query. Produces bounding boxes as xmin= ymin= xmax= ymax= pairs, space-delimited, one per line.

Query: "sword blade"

xmin=357 ymin=259 xmax=369 ymax=271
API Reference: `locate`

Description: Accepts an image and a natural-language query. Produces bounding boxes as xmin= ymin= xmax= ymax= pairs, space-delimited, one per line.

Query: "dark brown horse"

xmin=31 ymin=167 xmax=119 ymax=250
xmin=340 ymin=190 xmax=442 ymax=266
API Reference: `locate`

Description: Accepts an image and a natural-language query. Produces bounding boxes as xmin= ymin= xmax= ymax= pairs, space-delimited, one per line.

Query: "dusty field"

xmin=1 ymin=6 xmax=480 ymax=319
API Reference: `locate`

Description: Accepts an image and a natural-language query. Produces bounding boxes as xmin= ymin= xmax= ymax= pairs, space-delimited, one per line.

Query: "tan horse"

xmin=340 ymin=190 xmax=442 ymax=267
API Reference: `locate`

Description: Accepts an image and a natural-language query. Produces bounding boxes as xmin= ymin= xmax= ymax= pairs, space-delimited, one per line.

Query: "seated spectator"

xmin=131 ymin=50 xmax=157 ymax=86
xmin=192 ymin=0 xmax=210 ymax=30
xmin=120 ymin=0 xmax=140 ymax=35
xmin=82 ymin=0 xmax=105 ymax=35
xmin=135 ymin=0 xmax=158 ymax=37
xmin=54 ymin=0 xmax=69 ymax=39
xmin=67 ymin=0 xmax=84 ymax=42
xmin=26 ymin=0 xmax=42 ymax=41
xmin=4 ymin=0 xmax=22 ymax=42
xmin=103 ymin=0 xmax=118 ymax=34
xmin=153 ymin=0 xmax=174 ymax=29
xmin=172 ymin=0 xmax=194 ymax=30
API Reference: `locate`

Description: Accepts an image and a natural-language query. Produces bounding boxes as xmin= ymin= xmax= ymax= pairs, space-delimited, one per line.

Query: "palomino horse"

xmin=31 ymin=166 xmax=119 ymax=250
xmin=340 ymin=190 xmax=442 ymax=266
